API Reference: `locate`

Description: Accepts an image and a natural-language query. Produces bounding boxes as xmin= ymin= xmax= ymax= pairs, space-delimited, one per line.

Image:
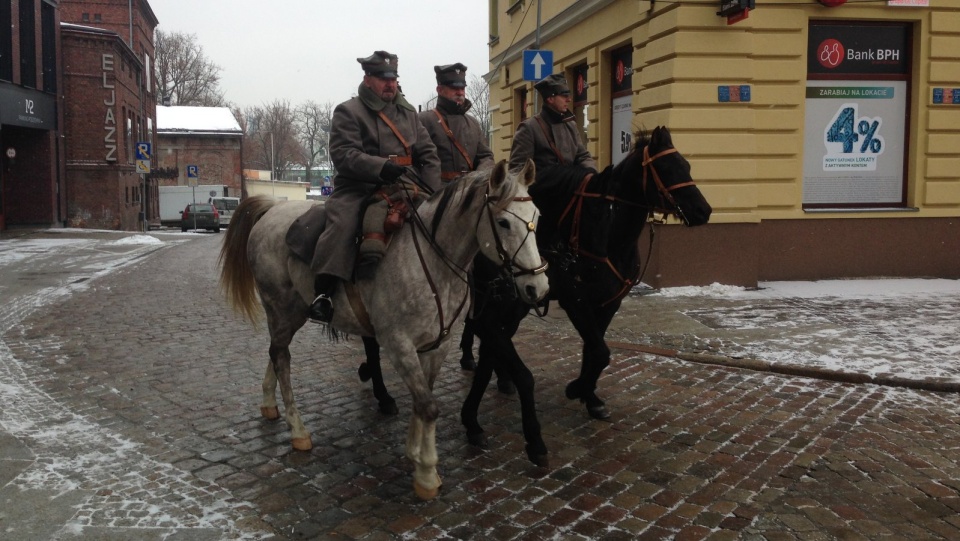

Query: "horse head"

xmin=618 ymin=126 xmax=712 ymax=226
xmin=477 ymin=160 xmax=550 ymax=305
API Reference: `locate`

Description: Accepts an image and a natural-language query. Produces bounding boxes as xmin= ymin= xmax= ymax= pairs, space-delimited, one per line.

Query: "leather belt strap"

xmin=440 ymin=171 xmax=463 ymax=181
xmin=377 ymin=110 xmax=411 ymax=157
xmin=389 ymin=156 xmax=412 ymax=166
xmin=344 ymin=282 xmax=375 ymax=336
xmin=535 ymin=116 xmax=566 ymax=165
xmin=433 ymin=110 xmax=474 ymax=170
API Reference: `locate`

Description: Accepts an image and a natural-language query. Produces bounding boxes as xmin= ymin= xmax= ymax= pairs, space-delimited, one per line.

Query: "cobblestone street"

xmin=2 ymin=231 xmax=959 ymax=540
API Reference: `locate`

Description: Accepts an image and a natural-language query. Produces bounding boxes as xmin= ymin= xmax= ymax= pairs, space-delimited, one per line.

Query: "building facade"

xmin=59 ymin=0 xmax=158 ymax=230
xmin=488 ymin=0 xmax=960 ymax=287
xmin=155 ymin=105 xmax=244 ymax=200
xmin=0 ymin=0 xmax=63 ymax=230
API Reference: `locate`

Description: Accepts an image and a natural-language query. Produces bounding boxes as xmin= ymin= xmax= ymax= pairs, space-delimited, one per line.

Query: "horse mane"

xmin=428 ymin=168 xmax=519 ymax=233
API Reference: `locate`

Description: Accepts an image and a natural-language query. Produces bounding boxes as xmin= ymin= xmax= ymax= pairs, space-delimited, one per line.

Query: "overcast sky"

xmin=148 ymin=0 xmax=492 ymax=110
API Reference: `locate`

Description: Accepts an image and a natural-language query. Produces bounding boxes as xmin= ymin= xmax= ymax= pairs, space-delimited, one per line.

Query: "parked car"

xmin=181 ymin=203 xmax=220 ymax=233
xmin=209 ymin=196 xmax=241 ymax=227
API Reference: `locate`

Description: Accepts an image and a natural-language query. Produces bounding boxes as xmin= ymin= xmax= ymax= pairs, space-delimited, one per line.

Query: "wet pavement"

xmin=1 ymin=229 xmax=959 ymax=540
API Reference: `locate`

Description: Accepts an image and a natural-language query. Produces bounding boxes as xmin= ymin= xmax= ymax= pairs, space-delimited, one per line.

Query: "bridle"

xmin=552 ymin=143 xmax=697 ymax=307
xmin=407 ymin=184 xmax=546 ymax=352
xmin=483 ymin=193 xmax=549 ymax=279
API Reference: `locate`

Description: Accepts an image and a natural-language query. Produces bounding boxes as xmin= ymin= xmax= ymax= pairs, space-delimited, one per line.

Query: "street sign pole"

xmin=187 ymin=165 xmax=199 ymax=232
xmin=135 ymin=142 xmax=152 ymax=232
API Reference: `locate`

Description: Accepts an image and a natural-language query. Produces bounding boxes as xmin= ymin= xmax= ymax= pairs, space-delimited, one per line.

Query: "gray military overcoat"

xmin=311 ymin=93 xmax=440 ymax=280
xmin=418 ymin=98 xmax=494 ymax=178
xmin=509 ymin=107 xmax=597 ymax=173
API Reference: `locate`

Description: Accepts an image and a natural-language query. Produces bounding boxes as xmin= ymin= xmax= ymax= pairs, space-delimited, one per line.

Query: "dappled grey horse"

xmin=218 ymin=161 xmax=549 ymax=499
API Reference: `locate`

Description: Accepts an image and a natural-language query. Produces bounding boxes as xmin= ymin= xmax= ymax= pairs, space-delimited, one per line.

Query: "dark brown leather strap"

xmin=377 ymin=111 xmax=411 ymax=156
xmin=535 ymin=116 xmax=566 ymax=165
xmin=433 ymin=110 xmax=474 ymax=170
xmin=344 ymin=282 xmax=375 ymax=336
xmin=440 ymin=171 xmax=461 ymax=181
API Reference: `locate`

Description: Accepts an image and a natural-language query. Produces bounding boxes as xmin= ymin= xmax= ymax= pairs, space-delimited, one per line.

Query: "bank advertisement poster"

xmin=803 ymin=23 xmax=909 ymax=207
xmin=802 ymin=80 xmax=906 ymax=205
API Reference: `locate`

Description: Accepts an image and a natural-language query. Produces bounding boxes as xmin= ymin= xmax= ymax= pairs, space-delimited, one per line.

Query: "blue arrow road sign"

xmin=186 ymin=165 xmax=199 ymax=178
xmin=522 ymin=50 xmax=553 ymax=81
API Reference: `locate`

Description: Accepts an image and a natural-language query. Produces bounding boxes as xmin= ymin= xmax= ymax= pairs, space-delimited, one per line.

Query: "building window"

xmin=19 ymin=0 xmax=37 ymax=88
xmin=489 ymin=0 xmax=499 ymax=44
xmin=514 ymin=87 xmax=528 ymax=129
xmin=94 ymin=14 xmax=102 ymax=23
xmin=82 ymin=12 xmax=89 ymax=22
xmin=41 ymin=1 xmax=56 ymax=92
xmin=507 ymin=0 xmax=524 ymax=16
xmin=0 ymin=2 xmax=12 ymax=81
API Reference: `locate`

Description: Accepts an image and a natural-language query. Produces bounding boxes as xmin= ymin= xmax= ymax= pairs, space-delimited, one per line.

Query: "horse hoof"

xmin=530 ymin=454 xmax=549 ymax=468
xmin=460 ymin=356 xmax=476 ymax=371
xmin=291 ymin=437 xmax=313 ymax=451
xmin=358 ymin=363 xmax=372 ymax=382
xmin=414 ymin=481 xmax=440 ymax=500
xmin=565 ymin=380 xmax=580 ymax=400
xmin=260 ymin=406 xmax=280 ymax=420
xmin=587 ymin=404 xmax=611 ymax=421
xmin=467 ymin=432 xmax=488 ymax=449
xmin=379 ymin=400 xmax=399 ymax=416
xmin=497 ymin=379 xmax=517 ymax=395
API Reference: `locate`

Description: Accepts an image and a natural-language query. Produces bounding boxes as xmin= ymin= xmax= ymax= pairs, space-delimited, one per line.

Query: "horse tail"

xmin=218 ymin=195 xmax=276 ymax=325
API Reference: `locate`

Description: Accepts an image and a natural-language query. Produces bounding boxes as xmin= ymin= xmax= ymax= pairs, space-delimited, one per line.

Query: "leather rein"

xmin=406 ymin=186 xmax=546 ymax=352
xmin=556 ymin=145 xmax=695 ymax=307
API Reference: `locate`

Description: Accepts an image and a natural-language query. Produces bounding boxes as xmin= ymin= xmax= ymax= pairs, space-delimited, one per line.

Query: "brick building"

xmin=59 ymin=0 xmax=158 ymax=230
xmin=0 ymin=0 xmax=64 ymax=230
xmin=155 ymin=106 xmax=243 ymax=198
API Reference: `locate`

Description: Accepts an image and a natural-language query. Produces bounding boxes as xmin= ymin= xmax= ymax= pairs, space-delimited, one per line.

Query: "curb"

xmin=607 ymin=341 xmax=960 ymax=393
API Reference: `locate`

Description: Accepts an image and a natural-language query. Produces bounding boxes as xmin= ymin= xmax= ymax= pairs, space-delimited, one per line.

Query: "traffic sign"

xmin=522 ymin=50 xmax=553 ymax=81
xmin=135 ymin=142 xmax=151 ymax=160
xmin=186 ymin=165 xmax=199 ymax=187
xmin=135 ymin=141 xmax=151 ymax=173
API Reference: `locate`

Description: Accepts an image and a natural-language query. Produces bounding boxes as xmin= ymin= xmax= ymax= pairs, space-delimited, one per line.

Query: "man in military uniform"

xmin=418 ymin=63 xmax=494 ymax=181
xmin=509 ymin=73 xmax=597 ymax=175
xmin=308 ymin=50 xmax=440 ymax=322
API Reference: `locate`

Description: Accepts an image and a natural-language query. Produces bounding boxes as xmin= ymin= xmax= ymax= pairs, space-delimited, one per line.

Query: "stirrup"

xmin=308 ymin=294 xmax=333 ymax=323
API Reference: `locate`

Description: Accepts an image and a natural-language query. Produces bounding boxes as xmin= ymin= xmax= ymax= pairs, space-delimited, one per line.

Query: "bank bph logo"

xmin=818 ymin=39 xmax=844 ymax=69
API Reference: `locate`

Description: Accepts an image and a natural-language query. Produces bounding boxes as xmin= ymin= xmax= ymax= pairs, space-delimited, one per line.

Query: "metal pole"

xmin=270 ymin=132 xmax=275 ymax=197
xmin=534 ymin=0 xmax=542 ymax=113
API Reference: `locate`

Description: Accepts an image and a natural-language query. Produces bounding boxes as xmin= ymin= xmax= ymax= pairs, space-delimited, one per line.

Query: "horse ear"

xmin=520 ymin=158 xmax=536 ymax=187
xmin=652 ymin=126 xmax=672 ymax=147
xmin=489 ymin=159 xmax=508 ymax=190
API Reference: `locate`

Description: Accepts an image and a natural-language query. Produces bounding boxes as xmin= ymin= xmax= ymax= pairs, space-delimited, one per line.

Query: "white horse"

xmin=218 ymin=161 xmax=549 ymax=499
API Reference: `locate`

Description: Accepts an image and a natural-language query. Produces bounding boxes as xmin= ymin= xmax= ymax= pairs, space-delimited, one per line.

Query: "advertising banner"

xmin=803 ymin=23 xmax=910 ymax=207
xmin=610 ymin=47 xmax=633 ymax=166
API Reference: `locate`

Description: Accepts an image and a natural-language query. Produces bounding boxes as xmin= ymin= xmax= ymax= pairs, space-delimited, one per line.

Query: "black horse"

xmin=359 ymin=127 xmax=712 ymax=466
xmin=460 ymin=126 xmax=711 ymax=466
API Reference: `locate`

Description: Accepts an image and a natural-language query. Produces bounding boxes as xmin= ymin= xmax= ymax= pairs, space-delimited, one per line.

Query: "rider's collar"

xmin=358 ymin=83 xmax=416 ymax=112
xmin=437 ymin=96 xmax=472 ymax=116
xmin=540 ymin=105 xmax=575 ymax=124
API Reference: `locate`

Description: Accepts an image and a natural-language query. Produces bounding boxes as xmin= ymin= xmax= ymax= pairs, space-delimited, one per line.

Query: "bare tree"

xmin=244 ymin=100 xmax=299 ymax=180
xmin=294 ymin=101 xmax=334 ymax=184
xmin=466 ymin=75 xmax=491 ymax=141
xmin=154 ymin=30 xmax=226 ymax=106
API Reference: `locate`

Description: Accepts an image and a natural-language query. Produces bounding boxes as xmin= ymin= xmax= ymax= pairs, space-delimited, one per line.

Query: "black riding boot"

xmin=309 ymin=274 xmax=336 ymax=323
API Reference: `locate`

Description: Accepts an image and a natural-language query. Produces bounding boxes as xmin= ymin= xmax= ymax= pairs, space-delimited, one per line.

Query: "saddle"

xmin=283 ymin=192 xmax=412 ymax=268
xmin=285 ymin=205 xmax=327 ymax=265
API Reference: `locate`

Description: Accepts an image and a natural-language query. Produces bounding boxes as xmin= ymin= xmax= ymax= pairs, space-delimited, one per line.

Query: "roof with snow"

xmin=156 ymin=106 xmax=242 ymax=136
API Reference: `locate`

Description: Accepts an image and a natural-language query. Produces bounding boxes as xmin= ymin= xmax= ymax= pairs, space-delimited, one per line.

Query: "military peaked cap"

xmin=534 ymin=73 xmax=571 ymax=98
xmin=434 ymin=63 xmax=468 ymax=88
xmin=358 ymin=50 xmax=399 ymax=79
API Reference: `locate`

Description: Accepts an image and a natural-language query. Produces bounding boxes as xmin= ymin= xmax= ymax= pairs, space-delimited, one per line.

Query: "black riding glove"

xmin=380 ymin=161 xmax=406 ymax=183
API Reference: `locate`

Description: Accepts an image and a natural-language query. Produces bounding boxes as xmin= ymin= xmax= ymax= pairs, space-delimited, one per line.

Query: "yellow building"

xmin=488 ymin=0 xmax=960 ymax=287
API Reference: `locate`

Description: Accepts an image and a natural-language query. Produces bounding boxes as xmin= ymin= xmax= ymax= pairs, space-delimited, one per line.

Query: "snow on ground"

xmin=0 ymin=232 xmax=265 ymax=539
xmin=648 ymin=278 xmax=960 ymax=382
